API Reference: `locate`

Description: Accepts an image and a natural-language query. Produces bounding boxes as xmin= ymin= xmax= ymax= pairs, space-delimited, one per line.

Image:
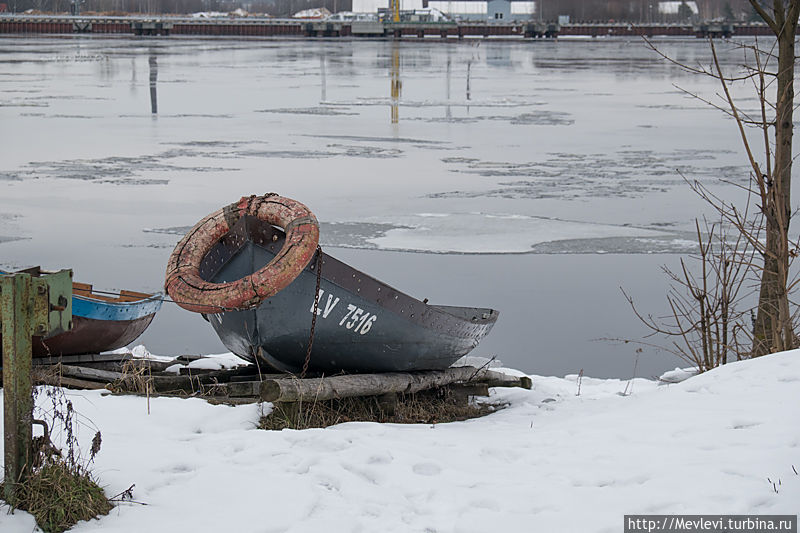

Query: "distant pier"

xmin=0 ymin=15 xmax=773 ymax=39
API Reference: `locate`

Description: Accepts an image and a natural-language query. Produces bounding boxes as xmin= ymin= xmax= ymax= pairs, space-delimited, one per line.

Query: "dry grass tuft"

xmin=260 ymin=388 xmax=503 ymax=430
xmin=1 ymin=459 xmax=112 ymax=533
xmin=1 ymin=378 xmax=113 ymax=533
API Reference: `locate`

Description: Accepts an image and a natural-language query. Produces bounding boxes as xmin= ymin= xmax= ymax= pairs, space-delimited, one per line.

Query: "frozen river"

xmin=0 ymin=35 xmax=760 ymax=377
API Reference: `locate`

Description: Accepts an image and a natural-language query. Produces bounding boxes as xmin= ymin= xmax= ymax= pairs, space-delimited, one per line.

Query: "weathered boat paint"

xmin=71 ymin=293 xmax=163 ymax=321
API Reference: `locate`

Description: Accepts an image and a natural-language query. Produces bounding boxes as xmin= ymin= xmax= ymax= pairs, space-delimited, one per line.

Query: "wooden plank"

xmin=448 ymin=382 xmax=490 ymax=399
xmin=119 ymin=289 xmax=153 ymax=301
xmin=229 ymin=373 xmax=289 ymax=382
xmin=32 ymin=352 xmax=176 ymax=370
xmin=123 ymin=366 xmax=252 ymax=394
xmin=179 ymin=367 xmax=215 ymax=376
xmin=105 ymin=389 xmax=231 ymax=401
xmin=227 ymin=381 xmax=260 ymax=397
xmin=206 ymin=396 xmax=260 ymax=406
xmin=58 ymin=364 xmax=122 ymax=382
xmin=33 ymin=352 xmax=110 ymax=365
xmin=72 ymin=284 xmax=155 ymax=303
xmin=482 ymin=373 xmax=533 ymax=390
xmin=45 ymin=376 xmax=109 ymax=390
xmin=32 ymin=360 xmax=529 ymax=408
xmin=59 ymin=361 xmax=249 ymax=382
xmin=86 ymin=359 xmax=175 ymax=373
xmin=72 ymin=282 xmax=93 ymax=293
xmin=376 ymin=392 xmax=397 ymax=416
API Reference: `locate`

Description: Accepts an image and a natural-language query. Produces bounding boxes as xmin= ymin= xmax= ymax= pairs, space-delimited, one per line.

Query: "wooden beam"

xmin=58 ymin=364 xmax=122 ymax=383
xmin=260 ymin=367 xmax=530 ymax=403
xmin=448 ymin=382 xmax=490 ymax=400
xmin=48 ymin=376 xmax=109 ymax=390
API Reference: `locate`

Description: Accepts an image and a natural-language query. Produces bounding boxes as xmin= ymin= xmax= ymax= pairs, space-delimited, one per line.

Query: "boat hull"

xmin=1 ymin=269 xmax=162 ymax=357
xmin=201 ymin=216 xmax=498 ymax=373
xmin=33 ymin=313 xmax=157 ymax=357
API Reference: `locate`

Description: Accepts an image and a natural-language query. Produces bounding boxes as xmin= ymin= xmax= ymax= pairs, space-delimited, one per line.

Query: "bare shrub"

xmin=624 ymin=218 xmax=757 ymax=371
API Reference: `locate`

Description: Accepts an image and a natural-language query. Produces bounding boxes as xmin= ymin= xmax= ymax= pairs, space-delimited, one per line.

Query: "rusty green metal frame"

xmin=2 ymin=269 xmax=72 ymax=505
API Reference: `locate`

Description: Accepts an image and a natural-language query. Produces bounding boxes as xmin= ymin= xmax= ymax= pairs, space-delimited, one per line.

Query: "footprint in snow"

xmin=730 ymin=421 xmax=762 ymax=430
xmin=413 ymin=463 xmax=442 ymax=476
xmin=367 ymin=453 xmax=393 ymax=465
xmin=170 ymin=464 xmax=194 ymax=474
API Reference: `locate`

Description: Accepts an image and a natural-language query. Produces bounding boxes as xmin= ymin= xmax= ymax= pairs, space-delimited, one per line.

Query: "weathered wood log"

xmin=31 ymin=352 xmax=174 ymax=372
xmin=229 ymin=373 xmax=291 ymax=383
xmin=376 ymin=392 xmax=397 ymax=416
xmin=32 ymin=353 xmax=122 ymax=366
xmin=48 ymin=376 xmax=106 ymax=390
xmin=227 ymin=381 xmax=262 ymax=397
xmin=260 ymin=367 xmax=531 ymax=403
xmin=145 ymin=374 xmax=205 ymax=393
xmin=206 ymin=396 xmax=259 ymax=406
xmin=448 ymin=382 xmax=490 ymax=400
xmin=54 ymin=363 xmax=253 ymax=393
xmin=58 ymin=364 xmax=122 ymax=383
xmin=483 ymin=373 xmax=533 ymax=390
xmin=179 ymin=367 xmax=215 ymax=376
xmin=171 ymin=365 xmax=255 ymax=383
xmin=116 ymin=359 xmax=176 ymax=373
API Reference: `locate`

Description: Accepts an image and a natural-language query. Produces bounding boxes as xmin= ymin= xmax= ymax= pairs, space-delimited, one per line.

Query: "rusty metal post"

xmin=2 ymin=273 xmax=34 ymax=506
xmin=2 ymin=269 xmax=72 ymax=506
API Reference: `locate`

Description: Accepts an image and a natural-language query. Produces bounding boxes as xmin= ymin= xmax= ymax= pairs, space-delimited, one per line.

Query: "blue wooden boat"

xmin=1 ymin=267 xmax=162 ymax=357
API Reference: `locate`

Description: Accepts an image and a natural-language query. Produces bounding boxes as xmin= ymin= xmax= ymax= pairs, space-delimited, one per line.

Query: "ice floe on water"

xmin=143 ymin=215 xmax=697 ymax=255
xmin=256 ymin=106 xmax=359 ymax=116
xmin=412 ymin=109 xmax=575 ymax=126
xmin=364 ymin=212 xmax=670 ymax=254
xmin=432 ymin=149 xmax=747 ymax=200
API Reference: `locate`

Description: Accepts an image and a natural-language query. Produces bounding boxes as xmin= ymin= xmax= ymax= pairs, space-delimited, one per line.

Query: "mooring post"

xmin=1 ymin=269 xmax=72 ymax=506
xmin=2 ymin=273 xmax=34 ymax=506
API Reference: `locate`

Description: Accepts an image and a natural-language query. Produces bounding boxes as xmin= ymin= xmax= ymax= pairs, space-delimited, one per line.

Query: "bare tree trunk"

xmin=750 ymin=0 xmax=799 ymax=355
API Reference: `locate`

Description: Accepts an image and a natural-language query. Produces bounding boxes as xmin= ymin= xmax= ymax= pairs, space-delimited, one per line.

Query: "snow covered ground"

xmin=1 ymin=349 xmax=798 ymax=532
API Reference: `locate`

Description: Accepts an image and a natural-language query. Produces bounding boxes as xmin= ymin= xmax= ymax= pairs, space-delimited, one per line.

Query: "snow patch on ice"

xmin=366 ymin=212 xmax=667 ymax=254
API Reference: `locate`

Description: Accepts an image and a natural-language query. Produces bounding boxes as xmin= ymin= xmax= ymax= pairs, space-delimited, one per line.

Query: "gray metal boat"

xmin=198 ymin=215 xmax=498 ymax=373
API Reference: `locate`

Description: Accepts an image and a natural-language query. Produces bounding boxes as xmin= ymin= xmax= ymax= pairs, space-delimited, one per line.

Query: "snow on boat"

xmin=165 ymin=194 xmax=498 ymax=373
xmin=0 ymin=267 xmax=163 ymax=357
